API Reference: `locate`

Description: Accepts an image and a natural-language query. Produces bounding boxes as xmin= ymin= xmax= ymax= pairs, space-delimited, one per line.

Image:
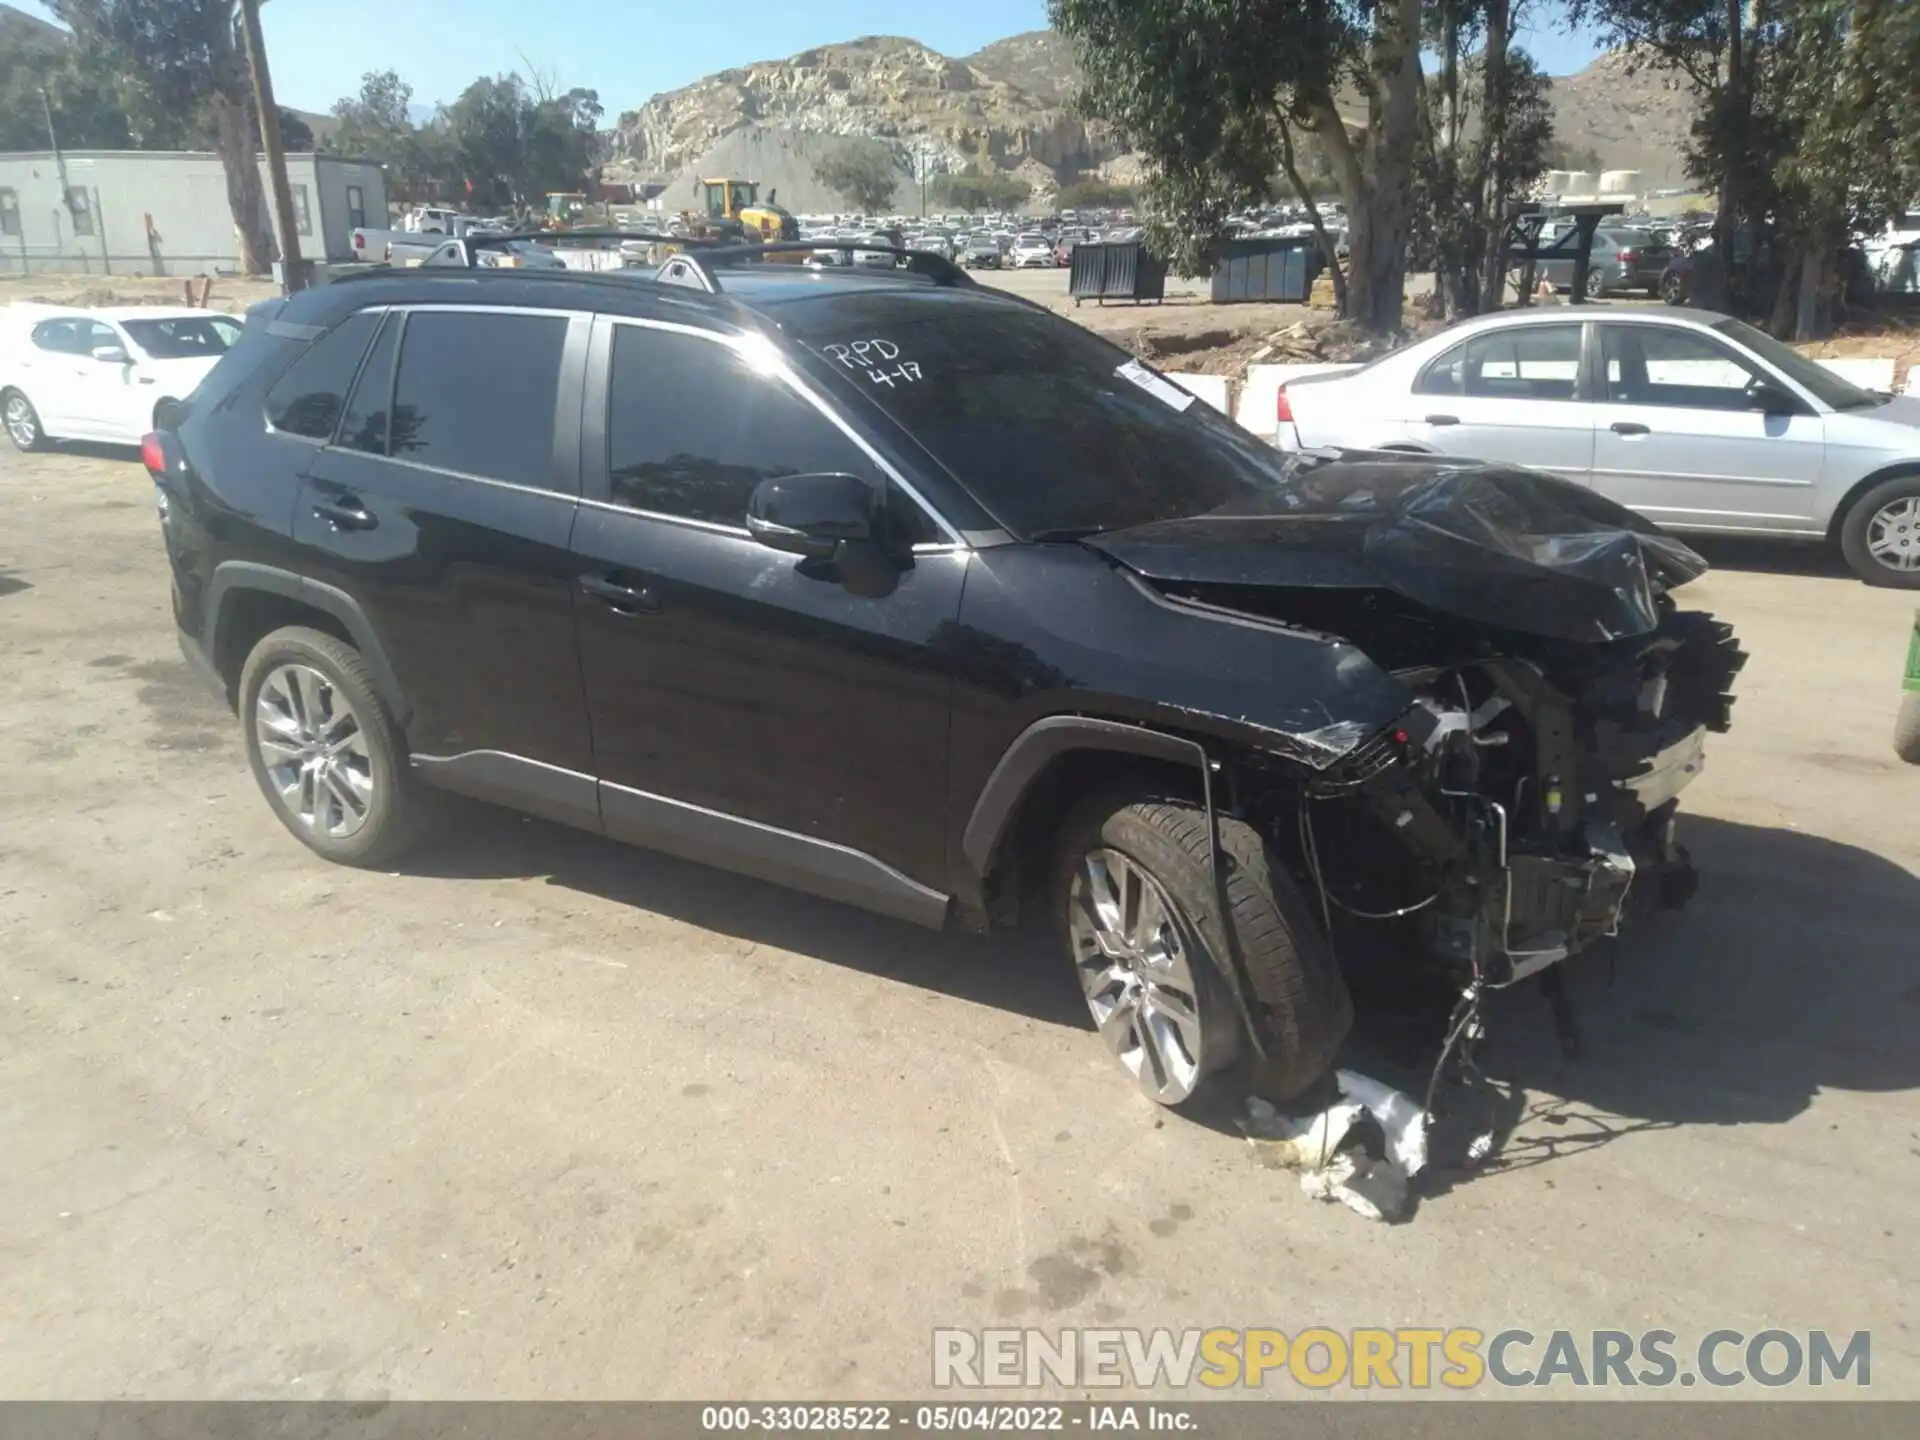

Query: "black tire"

xmin=1896 ymin=692 xmax=1920 ymax=765
xmin=237 ymin=625 xmax=424 ymax=867
xmin=1838 ymin=474 xmax=1920 ymax=588
xmin=2 ymin=388 xmax=46 ymax=452
xmin=1053 ymin=791 xmax=1352 ymax=1106
xmin=1659 ymin=273 xmax=1686 ymax=305
xmin=1583 ymin=268 xmax=1607 ymax=299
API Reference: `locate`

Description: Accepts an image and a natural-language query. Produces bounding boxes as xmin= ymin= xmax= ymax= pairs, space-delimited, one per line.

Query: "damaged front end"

xmin=1090 ymin=452 xmax=1749 ymax=998
xmin=1294 ymin=605 xmax=1744 ymax=993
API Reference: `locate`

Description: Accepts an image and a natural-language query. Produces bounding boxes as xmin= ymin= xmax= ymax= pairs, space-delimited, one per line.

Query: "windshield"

xmin=1712 ymin=317 xmax=1879 ymax=409
xmin=787 ymin=294 xmax=1288 ymax=538
xmin=121 ymin=316 xmax=240 ymax=360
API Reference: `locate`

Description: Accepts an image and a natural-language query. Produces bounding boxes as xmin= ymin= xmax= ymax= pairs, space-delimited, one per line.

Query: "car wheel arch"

xmin=1827 ymin=461 xmax=1920 ymax=541
xmin=206 ymin=562 xmax=409 ymax=722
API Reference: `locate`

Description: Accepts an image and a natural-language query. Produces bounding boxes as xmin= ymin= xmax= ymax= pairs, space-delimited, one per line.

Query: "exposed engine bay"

xmin=1090 ymin=452 xmax=1749 ymax=1002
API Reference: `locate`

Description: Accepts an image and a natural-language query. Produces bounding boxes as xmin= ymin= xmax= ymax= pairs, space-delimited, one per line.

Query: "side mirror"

xmin=1751 ymin=380 xmax=1799 ymax=415
xmin=92 ymin=344 xmax=129 ymax=364
xmin=746 ymin=472 xmax=878 ymax=560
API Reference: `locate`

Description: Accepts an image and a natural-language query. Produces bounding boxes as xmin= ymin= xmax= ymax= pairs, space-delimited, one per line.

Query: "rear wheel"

xmin=238 ymin=626 xmax=424 ymax=866
xmin=1839 ymin=475 xmax=1920 ymax=587
xmin=1054 ymin=792 xmax=1351 ymax=1107
xmin=1660 ymin=272 xmax=1687 ymax=305
xmin=2 ymin=389 xmax=44 ymax=451
xmin=1584 ymin=268 xmax=1607 ymax=299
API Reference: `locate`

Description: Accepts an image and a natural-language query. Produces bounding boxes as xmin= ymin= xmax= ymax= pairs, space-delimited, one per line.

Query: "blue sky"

xmin=17 ymin=1 xmax=1607 ymax=117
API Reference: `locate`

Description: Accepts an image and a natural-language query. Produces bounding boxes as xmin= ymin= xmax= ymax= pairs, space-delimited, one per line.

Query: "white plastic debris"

xmin=1299 ymin=1153 xmax=1410 ymax=1223
xmin=1239 ymin=1094 xmax=1362 ymax=1171
xmin=1335 ymin=1068 xmax=1430 ymax=1178
xmin=1239 ymin=1067 xmax=1433 ymax=1225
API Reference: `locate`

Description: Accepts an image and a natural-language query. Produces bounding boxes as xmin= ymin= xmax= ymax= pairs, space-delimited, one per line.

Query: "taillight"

xmin=352 ymin=232 xmax=363 ymax=249
xmin=1617 ymin=248 xmax=1637 ymax=263
xmin=1276 ymin=385 xmax=1295 ymax=424
xmin=139 ymin=431 xmax=167 ymax=476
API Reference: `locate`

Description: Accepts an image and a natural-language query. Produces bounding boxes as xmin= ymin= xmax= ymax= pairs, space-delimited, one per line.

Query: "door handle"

xmin=1610 ymin=421 xmax=1651 ymax=437
xmin=311 ymin=494 xmax=377 ymax=531
xmin=580 ymin=572 xmax=659 ymax=614
xmin=1424 ymin=413 xmax=1460 ymax=426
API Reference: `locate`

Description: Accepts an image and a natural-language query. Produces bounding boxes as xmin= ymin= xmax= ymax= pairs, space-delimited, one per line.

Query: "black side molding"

xmin=601 ymin=781 xmax=950 ymax=930
xmin=410 ymin=751 xmax=602 ymax=834
xmin=205 ymin=561 xmax=409 ymax=721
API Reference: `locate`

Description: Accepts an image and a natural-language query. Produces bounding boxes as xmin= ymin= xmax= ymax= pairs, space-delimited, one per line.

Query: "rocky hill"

xmin=607 ymin=34 xmax=1122 ymax=211
xmin=608 ymin=29 xmax=1701 ymax=211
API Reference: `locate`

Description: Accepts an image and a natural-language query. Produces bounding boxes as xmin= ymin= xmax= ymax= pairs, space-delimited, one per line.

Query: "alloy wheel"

xmin=1866 ymin=496 xmax=1920 ymax=573
xmin=4 ymin=395 xmax=37 ymax=449
xmin=1068 ymin=847 xmax=1211 ymax=1104
xmin=254 ymin=663 xmax=375 ymax=838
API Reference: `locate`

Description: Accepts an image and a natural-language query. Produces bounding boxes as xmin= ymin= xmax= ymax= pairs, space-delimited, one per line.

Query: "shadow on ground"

xmin=405 ymin=800 xmax=1920 ymax=1184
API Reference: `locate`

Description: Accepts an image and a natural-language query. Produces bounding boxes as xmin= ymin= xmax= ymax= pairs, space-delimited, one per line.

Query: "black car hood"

xmin=1083 ymin=454 xmax=1709 ymax=643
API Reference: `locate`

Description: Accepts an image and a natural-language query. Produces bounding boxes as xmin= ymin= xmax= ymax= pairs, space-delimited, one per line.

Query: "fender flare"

xmin=959 ymin=713 xmax=1271 ymax=1059
xmin=961 ymin=715 xmax=1208 ymax=882
xmin=205 ymin=561 xmax=409 ymax=721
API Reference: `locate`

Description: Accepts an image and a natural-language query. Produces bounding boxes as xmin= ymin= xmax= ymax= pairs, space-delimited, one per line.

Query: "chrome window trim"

xmin=602 ymin=314 xmax=967 ymax=546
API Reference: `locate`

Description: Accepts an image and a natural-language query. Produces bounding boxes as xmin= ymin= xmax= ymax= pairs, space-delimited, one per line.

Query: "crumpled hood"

xmin=1084 ymin=454 xmax=1709 ymax=644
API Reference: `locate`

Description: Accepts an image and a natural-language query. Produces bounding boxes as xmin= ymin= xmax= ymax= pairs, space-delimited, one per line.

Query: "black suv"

xmin=150 ymin=248 xmax=1743 ymax=1109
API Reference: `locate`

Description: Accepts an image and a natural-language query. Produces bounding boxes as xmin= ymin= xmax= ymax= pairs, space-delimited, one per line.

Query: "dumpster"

xmin=1209 ymin=237 xmax=1322 ymax=303
xmin=1069 ymin=241 xmax=1168 ymax=304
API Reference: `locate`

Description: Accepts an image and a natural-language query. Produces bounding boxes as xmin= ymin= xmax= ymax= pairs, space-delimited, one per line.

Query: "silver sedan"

xmin=1275 ymin=307 xmax=1920 ymax=585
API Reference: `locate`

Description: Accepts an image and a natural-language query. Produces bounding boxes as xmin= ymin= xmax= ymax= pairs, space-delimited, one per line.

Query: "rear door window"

xmin=384 ymin=310 xmax=568 ymax=489
xmin=265 ymin=310 xmax=381 ymax=440
xmin=1418 ymin=323 xmax=1583 ymax=401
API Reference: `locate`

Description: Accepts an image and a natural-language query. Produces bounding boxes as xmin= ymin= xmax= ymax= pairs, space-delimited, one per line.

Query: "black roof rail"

xmin=670 ymin=241 xmax=978 ymax=292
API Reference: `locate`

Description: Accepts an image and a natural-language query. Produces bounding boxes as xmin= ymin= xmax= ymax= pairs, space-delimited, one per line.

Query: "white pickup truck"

xmin=349 ymin=208 xmax=487 ymax=265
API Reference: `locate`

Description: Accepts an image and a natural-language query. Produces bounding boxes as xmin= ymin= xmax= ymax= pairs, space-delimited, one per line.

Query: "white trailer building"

xmin=0 ymin=149 xmax=388 ymax=277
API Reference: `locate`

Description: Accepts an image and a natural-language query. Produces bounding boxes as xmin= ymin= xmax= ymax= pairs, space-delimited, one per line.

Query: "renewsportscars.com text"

xmin=932 ymin=1327 xmax=1872 ymax=1391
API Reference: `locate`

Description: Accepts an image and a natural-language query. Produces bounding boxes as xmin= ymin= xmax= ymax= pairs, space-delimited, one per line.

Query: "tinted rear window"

xmin=386 ymin=311 xmax=568 ymax=489
xmin=783 ymin=295 xmax=1283 ymax=538
xmin=265 ymin=310 xmax=380 ymax=440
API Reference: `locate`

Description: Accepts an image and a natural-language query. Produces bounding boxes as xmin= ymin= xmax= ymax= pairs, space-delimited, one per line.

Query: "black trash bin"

xmin=1209 ymin=237 xmax=1322 ymax=303
xmin=1069 ymin=241 xmax=1168 ymax=305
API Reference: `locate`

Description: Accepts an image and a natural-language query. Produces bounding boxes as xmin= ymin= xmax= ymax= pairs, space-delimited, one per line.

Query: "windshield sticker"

xmin=1116 ymin=359 xmax=1196 ymax=412
xmin=819 ymin=339 xmax=923 ymax=389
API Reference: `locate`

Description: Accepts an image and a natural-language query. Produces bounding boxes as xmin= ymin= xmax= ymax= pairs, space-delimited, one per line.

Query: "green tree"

xmin=1055 ymin=178 xmax=1136 ymax=210
xmin=51 ymin=0 xmax=275 ymax=271
xmin=930 ymin=166 xmax=1031 ymax=212
xmin=444 ymin=73 xmax=597 ymax=210
xmin=813 ymin=141 xmax=905 ymax=213
xmin=0 ymin=20 xmax=134 ymax=152
xmin=1053 ymin=0 xmax=1425 ymax=334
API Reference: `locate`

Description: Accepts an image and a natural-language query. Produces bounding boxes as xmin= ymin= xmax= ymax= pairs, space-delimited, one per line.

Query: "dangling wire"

xmin=1299 ymin=799 xmax=1440 ymax=921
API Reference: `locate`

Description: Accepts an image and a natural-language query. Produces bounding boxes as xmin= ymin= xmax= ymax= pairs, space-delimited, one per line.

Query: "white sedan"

xmin=1275 ymin=306 xmax=1920 ymax=585
xmin=1 ymin=305 xmax=241 ymax=451
xmin=1009 ymin=233 xmax=1055 ymax=269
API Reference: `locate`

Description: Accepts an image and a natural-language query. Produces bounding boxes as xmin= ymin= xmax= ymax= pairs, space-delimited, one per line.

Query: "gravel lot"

xmin=1 ymin=440 xmax=1916 ymax=1400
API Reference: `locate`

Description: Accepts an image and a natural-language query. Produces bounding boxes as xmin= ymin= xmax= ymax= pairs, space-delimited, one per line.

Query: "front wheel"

xmin=1053 ymin=792 xmax=1351 ymax=1107
xmin=1839 ymin=476 xmax=1920 ymax=587
xmin=3 ymin=389 xmax=45 ymax=451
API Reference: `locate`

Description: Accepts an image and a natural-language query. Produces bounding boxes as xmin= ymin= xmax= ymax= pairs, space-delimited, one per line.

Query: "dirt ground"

xmin=1 ymin=440 xmax=1916 ymax=1400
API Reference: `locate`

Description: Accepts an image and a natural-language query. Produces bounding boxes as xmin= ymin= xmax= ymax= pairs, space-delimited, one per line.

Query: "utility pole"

xmin=238 ymin=0 xmax=306 ymax=293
